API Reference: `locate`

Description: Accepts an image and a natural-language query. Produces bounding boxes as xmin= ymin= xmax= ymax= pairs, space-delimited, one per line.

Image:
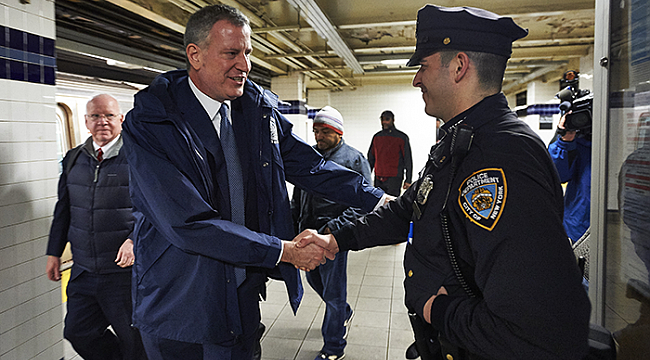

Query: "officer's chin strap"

xmin=440 ymin=123 xmax=480 ymax=299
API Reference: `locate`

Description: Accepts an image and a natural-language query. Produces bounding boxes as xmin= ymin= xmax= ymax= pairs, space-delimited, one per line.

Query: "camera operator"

xmin=548 ymin=110 xmax=592 ymax=244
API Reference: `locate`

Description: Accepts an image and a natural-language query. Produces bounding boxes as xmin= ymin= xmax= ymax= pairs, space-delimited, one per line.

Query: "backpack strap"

xmin=64 ymin=145 xmax=84 ymax=176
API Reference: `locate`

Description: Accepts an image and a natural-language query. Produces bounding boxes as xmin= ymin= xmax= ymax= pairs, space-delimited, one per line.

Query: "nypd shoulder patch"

xmin=458 ymin=168 xmax=507 ymax=231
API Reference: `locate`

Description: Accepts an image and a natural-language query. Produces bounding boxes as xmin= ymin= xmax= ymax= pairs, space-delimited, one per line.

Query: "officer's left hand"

xmin=115 ymin=239 xmax=135 ymax=268
xmin=423 ymin=286 xmax=448 ymax=323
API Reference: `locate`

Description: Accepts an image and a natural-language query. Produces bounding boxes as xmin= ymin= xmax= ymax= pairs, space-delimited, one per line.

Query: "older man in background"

xmin=47 ymin=94 xmax=146 ymax=360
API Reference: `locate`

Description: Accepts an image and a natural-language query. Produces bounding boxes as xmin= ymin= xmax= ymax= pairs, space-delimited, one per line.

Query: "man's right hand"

xmin=281 ymin=231 xmax=328 ymax=271
xmin=46 ymin=256 xmax=61 ymax=281
xmin=294 ymin=229 xmax=339 ymax=259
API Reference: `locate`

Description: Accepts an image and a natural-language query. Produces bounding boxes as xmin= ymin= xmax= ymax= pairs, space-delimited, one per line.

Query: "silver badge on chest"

xmin=417 ymin=175 xmax=434 ymax=205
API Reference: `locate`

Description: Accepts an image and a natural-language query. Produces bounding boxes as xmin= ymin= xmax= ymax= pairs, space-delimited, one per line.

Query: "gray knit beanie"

xmin=313 ymin=106 xmax=344 ymax=135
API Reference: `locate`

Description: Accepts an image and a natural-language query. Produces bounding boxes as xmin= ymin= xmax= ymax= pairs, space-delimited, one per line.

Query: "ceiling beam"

xmin=56 ymin=30 xmax=181 ymax=71
xmin=286 ymin=0 xmax=364 ymax=73
xmin=252 ymin=20 xmax=417 ymax=34
xmin=105 ymin=0 xmax=186 ymax=33
xmin=502 ymin=64 xmax=566 ymax=93
xmin=293 ymin=66 xmax=348 ymax=72
xmin=263 ymin=52 xmax=335 ymax=59
xmin=511 ymin=45 xmax=592 ymax=60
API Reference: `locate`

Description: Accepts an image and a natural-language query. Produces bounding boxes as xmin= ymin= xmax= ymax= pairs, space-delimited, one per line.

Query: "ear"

xmin=452 ymin=52 xmax=470 ymax=83
xmin=186 ymin=43 xmax=202 ymax=71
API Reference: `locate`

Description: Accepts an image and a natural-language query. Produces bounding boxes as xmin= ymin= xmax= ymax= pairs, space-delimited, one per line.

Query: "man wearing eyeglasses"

xmin=46 ymin=93 xmax=147 ymax=360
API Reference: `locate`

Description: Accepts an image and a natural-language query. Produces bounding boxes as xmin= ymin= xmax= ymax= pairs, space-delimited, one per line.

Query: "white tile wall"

xmin=527 ymin=80 xmax=559 ymax=105
xmin=271 ymin=73 xmax=305 ymax=101
xmin=284 ymin=114 xmax=312 ymax=146
xmin=306 ymin=90 xmax=330 ymax=108
xmin=0 ymin=1 xmax=62 ymax=359
xmin=1 ymin=0 xmax=54 ymax=38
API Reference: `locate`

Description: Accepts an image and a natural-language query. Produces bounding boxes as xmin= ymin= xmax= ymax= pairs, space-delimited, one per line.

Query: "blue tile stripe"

xmin=307 ymin=108 xmax=319 ymax=119
xmin=276 ymin=100 xmax=323 ymax=119
xmin=524 ymin=104 xmax=561 ymax=116
xmin=278 ymin=100 xmax=308 ymax=115
xmin=0 ymin=25 xmax=56 ymax=85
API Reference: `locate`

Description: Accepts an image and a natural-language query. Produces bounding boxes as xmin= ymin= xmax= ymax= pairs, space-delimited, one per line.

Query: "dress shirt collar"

xmin=188 ymin=76 xmax=224 ymax=120
xmin=188 ymin=77 xmax=232 ymax=137
xmin=93 ymin=134 xmax=120 ymax=154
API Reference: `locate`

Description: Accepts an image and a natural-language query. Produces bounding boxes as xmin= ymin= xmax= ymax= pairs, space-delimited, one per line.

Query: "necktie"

xmin=219 ymin=104 xmax=246 ymax=287
xmin=97 ymin=148 xmax=103 ymax=162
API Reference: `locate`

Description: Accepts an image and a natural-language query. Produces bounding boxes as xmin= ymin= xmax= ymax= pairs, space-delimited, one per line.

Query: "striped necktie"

xmin=97 ymin=148 xmax=103 ymax=162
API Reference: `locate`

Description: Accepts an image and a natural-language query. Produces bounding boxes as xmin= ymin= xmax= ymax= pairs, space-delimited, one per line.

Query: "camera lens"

xmin=566 ymin=110 xmax=591 ymax=130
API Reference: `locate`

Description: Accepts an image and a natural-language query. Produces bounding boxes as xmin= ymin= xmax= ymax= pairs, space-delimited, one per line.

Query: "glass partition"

xmin=601 ymin=0 xmax=650 ymax=356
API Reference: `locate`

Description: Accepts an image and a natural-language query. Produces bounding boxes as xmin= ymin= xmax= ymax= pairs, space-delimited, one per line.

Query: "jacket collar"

xmin=314 ymin=138 xmax=345 ymax=160
xmin=439 ymin=93 xmax=511 ymax=137
xmin=429 ymin=93 xmax=511 ymax=170
xmin=83 ymin=135 xmax=123 ymax=160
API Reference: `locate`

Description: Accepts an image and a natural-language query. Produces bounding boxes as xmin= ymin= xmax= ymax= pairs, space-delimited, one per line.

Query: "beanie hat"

xmin=313 ymin=106 xmax=344 ymax=135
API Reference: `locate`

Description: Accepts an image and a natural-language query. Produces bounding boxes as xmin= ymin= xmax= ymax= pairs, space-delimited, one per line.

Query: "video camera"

xmin=555 ymin=70 xmax=593 ymax=132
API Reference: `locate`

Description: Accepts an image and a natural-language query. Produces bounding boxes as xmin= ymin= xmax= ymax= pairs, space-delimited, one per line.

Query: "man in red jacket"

xmin=367 ymin=110 xmax=413 ymax=196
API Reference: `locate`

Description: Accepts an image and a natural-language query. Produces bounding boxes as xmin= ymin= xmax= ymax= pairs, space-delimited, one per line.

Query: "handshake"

xmin=280 ymin=229 xmax=341 ymax=271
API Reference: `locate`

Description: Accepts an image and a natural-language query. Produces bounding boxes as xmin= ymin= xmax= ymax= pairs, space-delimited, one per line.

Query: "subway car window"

xmin=55 ymin=102 xmax=73 ymax=173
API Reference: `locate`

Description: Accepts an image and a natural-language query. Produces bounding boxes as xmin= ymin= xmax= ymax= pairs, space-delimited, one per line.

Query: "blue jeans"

xmin=306 ymin=250 xmax=352 ymax=355
xmin=64 ymin=270 xmax=147 ymax=360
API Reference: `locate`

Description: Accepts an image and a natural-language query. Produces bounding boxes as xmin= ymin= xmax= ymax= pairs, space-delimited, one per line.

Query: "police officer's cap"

xmin=407 ymin=5 xmax=528 ymax=67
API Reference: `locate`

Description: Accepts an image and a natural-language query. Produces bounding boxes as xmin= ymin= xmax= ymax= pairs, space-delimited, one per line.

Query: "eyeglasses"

xmin=87 ymin=114 xmax=120 ymax=121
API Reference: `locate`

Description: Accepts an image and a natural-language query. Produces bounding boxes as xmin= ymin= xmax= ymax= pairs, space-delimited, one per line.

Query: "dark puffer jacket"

xmin=47 ymin=135 xmax=134 ymax=275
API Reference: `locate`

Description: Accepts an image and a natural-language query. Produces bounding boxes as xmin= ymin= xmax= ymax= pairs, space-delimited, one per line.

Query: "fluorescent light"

xmin=380 ymin=59 xmax=409 ymax=66
xmin=106 ymin=59 xmax=144 ymax=70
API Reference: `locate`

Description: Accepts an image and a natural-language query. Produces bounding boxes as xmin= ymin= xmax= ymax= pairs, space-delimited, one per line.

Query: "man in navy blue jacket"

xmin=121 ymin=5 xmax=385 ymax=360
xmin=47 ymin=94 xmax=146 ymax=360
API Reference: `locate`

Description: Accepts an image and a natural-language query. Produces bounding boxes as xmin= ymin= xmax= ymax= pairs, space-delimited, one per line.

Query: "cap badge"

xmin=443 ymin=37 xmax=451 ymax=45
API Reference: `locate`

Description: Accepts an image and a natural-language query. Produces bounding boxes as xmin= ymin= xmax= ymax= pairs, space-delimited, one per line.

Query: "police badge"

xmin=413 ymin=175 xmax=434 ymax=220
xmin=417 ymin=175 xmax=434 ymax=205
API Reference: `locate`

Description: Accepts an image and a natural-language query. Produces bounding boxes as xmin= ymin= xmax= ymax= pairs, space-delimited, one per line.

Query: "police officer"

xmin=297 ymin=5 xmax=591 ymax=360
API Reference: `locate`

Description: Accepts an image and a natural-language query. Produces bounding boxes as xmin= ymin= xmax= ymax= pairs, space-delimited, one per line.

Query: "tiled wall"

xmin=271 ymin=73 xmax=305 ymax=102
xmin=0 ymin=25 xmax=56 ymax=84
xmin=0 ymin=1 xmax=63 ymax=359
